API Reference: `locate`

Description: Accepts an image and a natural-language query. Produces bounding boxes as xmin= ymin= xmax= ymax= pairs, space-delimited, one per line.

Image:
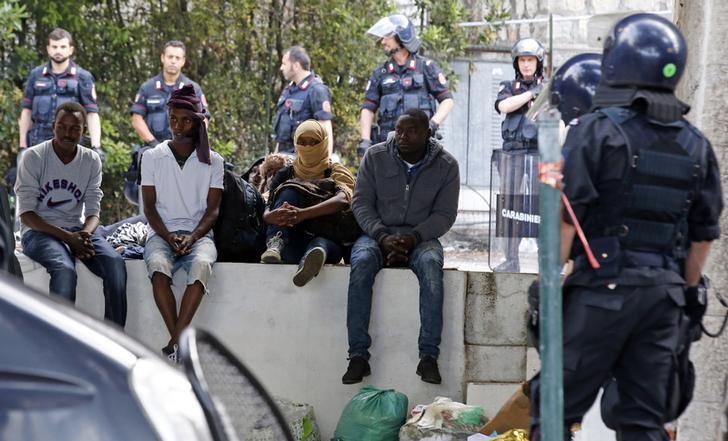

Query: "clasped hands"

xmin=380 ymin=233 xmax=417 ymax=266
xmin=66 ymin=231 xmax=95 ymax=260
xmin=165 ymin=232 xmax=197 ymax=256
xmin=265 ymin=202 xmax=307 ymax=228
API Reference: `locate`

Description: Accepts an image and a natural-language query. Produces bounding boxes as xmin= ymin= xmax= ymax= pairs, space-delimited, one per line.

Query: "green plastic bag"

xmin=333 ymin=385 xmax=408 ymax=441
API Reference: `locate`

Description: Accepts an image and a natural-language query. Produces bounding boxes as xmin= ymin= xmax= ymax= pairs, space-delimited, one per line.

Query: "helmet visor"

xmin=512 ymin=38 xmax=545 ymax=61
xmin=366 ymin=16 xmax=398 ymax=40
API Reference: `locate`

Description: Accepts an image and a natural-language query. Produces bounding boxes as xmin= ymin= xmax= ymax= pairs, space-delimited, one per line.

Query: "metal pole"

xmin=537 ymin=104 xmax=563 ymax=440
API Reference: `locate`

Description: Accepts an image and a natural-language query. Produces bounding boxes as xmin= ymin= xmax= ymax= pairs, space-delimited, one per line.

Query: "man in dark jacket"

xmin=342 ymin=109 xmax=460 ymax=385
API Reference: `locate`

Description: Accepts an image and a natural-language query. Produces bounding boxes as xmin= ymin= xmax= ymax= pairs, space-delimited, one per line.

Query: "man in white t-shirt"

xmin=141 ymin=85 xmax=224 ymax=361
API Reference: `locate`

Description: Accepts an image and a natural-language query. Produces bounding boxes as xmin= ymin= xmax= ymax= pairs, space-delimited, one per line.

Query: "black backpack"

xmin=213 ymin=170 xmax=266 ymax=262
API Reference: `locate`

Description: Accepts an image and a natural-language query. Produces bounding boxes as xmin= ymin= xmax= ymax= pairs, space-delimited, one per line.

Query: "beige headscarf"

xmin=293 ymin=120 xmax=355 ymax=200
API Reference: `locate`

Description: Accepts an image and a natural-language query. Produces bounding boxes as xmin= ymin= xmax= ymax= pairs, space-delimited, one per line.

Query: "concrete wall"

xmin=20 ymin=257 xmax=470 ymax=439
xmin=19 ymin=255 xmax=622 ymax=438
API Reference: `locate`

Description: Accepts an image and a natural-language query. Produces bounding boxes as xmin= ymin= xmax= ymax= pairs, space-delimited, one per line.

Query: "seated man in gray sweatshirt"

xmin=342 ymin=108 xmax=460 ymax=385
xmin=16 ymin=101 xmax=127 ymax=326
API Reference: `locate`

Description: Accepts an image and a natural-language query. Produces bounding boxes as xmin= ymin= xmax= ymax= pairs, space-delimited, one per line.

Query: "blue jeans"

xmin=346 ymin=234 xmax=444 ymax=359
xmin=22 ymin=230 xmax=127 ymax=326
xmin=266 ymin=188 xmax=343 ymax=265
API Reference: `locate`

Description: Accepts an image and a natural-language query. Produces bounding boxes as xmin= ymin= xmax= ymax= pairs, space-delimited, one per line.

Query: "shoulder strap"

xmin=598 ymin=106 xmax=637 ymax=163
xmin=676 ymin=122 xmax=709 ymax=182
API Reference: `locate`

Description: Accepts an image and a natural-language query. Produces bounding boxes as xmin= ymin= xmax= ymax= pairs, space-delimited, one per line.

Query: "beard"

xmin=50 ymin=54 xmax=70 ymax=64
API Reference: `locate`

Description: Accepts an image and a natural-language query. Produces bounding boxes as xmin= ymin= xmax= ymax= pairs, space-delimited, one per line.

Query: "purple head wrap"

xmin=167 ymin=84 xmax=210 ymax=164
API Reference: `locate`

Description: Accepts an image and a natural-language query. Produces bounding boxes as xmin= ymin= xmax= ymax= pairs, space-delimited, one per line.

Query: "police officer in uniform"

xmin=529 ymin=14 xmax=723 ymax=441
xmin=478 ymin=52 xmax=602 ymax=437
xmin=358 ymin=14 xmax=454 ymax=159
xmin=492 ymin=38 xmax=546 ymax=272
xmin=131 ymin=40 xmax=209 ymax=147
xmin=19 ymin=28 xmax=102 ymax=157
xmin=273 ymin=46 xmax=333 ymax=156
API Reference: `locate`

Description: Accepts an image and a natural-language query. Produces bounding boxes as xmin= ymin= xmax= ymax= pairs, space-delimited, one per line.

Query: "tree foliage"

xmin=0 ymin=0 xmax=482 ymax=223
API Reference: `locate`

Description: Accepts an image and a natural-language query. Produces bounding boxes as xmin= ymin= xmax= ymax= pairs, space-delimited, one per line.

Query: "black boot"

xmin=416 ymin=356 xmax=442 ymax=384
xmin=342 ymin=356 xmax=370 ymax=384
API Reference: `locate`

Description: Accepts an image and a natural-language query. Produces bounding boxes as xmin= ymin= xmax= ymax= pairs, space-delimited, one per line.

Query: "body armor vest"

xmin=377 ymin=58 xmax=437 ymax=135
xmin=273 ymin=75 xmax=324 ymax=152
xmin=575 ymin=107 xmax=707 ymax=271
xmin=30 ymin=68 xmax=81 ymax=146
xmin=501 ymin=80 xmax=539 ymax=151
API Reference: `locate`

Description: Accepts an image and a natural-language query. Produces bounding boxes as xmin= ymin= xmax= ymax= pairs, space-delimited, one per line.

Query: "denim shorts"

xmin=144 ymin=232 xmax=217 ymax=293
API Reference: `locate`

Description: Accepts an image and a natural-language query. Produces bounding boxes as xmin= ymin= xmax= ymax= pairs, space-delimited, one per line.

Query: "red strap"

xmin=561 ymin=193 xmax=601 ymax=269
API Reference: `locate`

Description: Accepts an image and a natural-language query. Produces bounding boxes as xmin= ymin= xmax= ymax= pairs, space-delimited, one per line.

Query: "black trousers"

xmin=530 ymin=282 xmax=685 ymax=441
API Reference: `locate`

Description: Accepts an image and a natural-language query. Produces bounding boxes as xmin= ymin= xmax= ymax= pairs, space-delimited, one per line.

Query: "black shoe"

xmin=342 ymin=356 xmax=370 ymax=384
xmin=416 ymin=356 xmax=442 ymax=384
xmin=293 ymin=246 xmax=326 ymax=287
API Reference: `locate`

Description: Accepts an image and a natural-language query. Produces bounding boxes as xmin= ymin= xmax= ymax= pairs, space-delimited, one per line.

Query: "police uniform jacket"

xmin=21 ymin=61 xmax=98 ymax=147
xmin=130 ymin=73 xmax=209 ymax=142
xmin=562 ymin=106 xmax=723 ymax=287
xmin=362 ymin=54 xmax=452 ymax=142
xmin=494 ymin=78 xmax=543 ymax=151
xmin=273 ymin=72 xmax=332 ymax=154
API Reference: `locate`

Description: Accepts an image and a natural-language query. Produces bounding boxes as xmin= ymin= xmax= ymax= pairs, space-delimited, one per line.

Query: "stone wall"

xmin=463 ymin=0 xmax=672 ymax=66
xmin=675 ymin=1 xmax=728 ymax=439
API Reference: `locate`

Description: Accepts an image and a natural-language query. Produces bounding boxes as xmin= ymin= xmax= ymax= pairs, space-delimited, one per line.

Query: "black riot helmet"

xmin=511 ymin=38 xmax=545 ymax=79
xmin=601 ymin=13 xmax=687 ymax=91
xmin=367 ymin=14 xmax=421 ymax=54
xmin=551 ymin=53 xmax=601 ymax=123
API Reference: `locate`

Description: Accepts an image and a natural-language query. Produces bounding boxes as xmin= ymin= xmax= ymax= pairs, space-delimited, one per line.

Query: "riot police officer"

xmin=130 ymin=40 xmax=209 ymax=147
xmin=492 ymin=38 xmax=546 ymax=272
xmin=18 ymin=28 xmax=102 ymax=157
xmin=480 ymin=52 xmax=603 ymax=436
xmin=529 ymin=14 xmax=723 ymax=441
xmin=358 ymin=14 xmax=454 ymax=158
xmin=272 ymin=46 xmax=333 ymax=155
xmin=542 ymin=52 xmax=601 ymax=126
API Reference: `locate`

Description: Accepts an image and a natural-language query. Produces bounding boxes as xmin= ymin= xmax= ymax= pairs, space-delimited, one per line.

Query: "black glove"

xmin=145 ymin=139 xmax=160 ymax=148
xmin=530 ymin=82 xmax=544 ymax=99
xmin=429 ymin=119 xmax=439 ymax=134
xmin=429 ymin=120 xmax=443 ymax=140
xmin=92 ymin=145 xmax=106 ymax=163
xmin=357 ymin=139 xmax=372 ymax=160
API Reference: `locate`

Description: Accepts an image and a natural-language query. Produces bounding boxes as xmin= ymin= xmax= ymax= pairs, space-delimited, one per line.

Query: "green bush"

xmin=0 ymin=0 xmax=495 ymax=224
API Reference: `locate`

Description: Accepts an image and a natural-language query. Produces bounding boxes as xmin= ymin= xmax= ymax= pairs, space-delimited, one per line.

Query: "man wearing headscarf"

xmin=261 ymin=119 xmax=357 ymax=287
xmin=141 ymin=84 xmax=225 ymax=362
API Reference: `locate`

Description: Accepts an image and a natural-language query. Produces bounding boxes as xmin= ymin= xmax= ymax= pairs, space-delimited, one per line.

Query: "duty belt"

xmin=573 ymin=249 xmax=681 ymax=273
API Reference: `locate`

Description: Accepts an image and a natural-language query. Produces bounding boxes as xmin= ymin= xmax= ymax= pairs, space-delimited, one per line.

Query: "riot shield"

xmin=489 ymin=149 xmax=540 ymax=273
